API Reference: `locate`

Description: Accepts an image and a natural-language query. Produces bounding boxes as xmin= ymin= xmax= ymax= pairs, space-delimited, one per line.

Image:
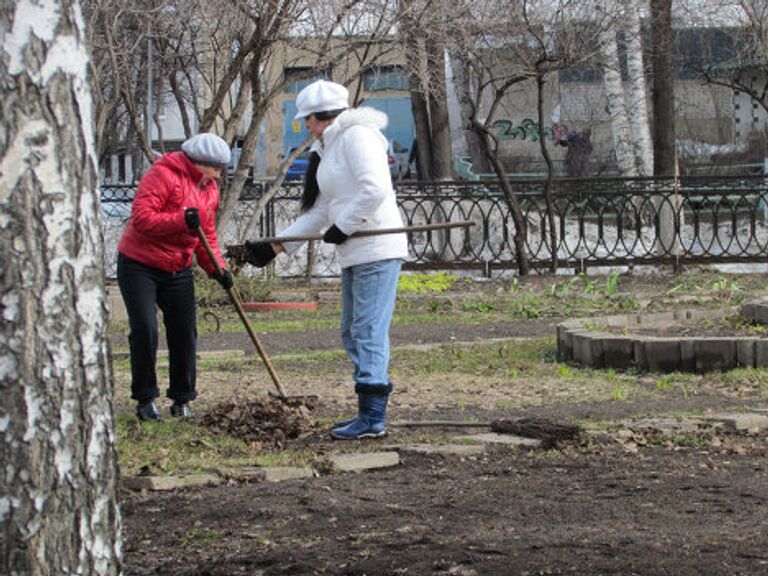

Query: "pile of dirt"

xmin=199 ymin=396 xmax=318 ymax=447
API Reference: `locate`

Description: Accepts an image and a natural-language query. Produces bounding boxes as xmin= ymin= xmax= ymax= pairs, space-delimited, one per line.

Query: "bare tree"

xmin=446 ymin=0 xmax=604 ymax=274
xmin=680 ymin=1 xmax=768 ymax=115
xmin=1 ymin=1 xmax=121 ymax=574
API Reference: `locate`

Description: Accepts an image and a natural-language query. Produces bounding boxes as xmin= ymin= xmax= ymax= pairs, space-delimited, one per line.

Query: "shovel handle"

xmin=195 ymin=228 xmax=287 ymax=399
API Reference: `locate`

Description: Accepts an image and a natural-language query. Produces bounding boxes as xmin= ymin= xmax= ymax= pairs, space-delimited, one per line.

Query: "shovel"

xmin=195 ymin=227 xmax=289 ymax=400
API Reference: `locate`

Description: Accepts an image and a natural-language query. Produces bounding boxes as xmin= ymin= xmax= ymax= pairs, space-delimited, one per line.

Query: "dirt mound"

xmin=199 ymin=396 xmax=318 ymax=447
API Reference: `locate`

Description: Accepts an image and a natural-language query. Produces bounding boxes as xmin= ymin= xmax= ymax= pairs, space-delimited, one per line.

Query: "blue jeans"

xmin=340 ymin=259 xmax=401 ymax=392
xmin=117 ymin=253 xmax=197 ymax=404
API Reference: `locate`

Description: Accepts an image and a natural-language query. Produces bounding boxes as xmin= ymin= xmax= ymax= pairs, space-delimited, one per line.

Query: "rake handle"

xmin=258 ymin=220 xmax=474 ymax=244
xmin=195 ymin=227 xmax=287 ymax=399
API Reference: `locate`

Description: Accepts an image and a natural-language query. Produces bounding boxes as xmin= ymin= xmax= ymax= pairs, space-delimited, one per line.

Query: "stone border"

xmin=557 ymin=302 xmax=768 ymax=372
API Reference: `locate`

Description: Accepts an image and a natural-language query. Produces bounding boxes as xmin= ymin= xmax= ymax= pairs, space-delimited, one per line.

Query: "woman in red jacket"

xmin=117 ymin=133 xmax=233 ymax=421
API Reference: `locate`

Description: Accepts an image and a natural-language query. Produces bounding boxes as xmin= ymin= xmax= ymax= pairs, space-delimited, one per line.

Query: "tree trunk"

xmin=650 ymin=0 xmax=676 ymax=176
xmin=621 ymin=0 xmax=654 ymax=176
xmin=536 ymin=74 xmax=559 ymax=273
xmin=425 ymin=39 xmax=453 ymax=180
xmin=1 ymin=2 xmax=122 ymax=574
xmin=447 ymin=47 xmax=491 ymax=174
xmin=410 ymin=89 xmax=434 ymax=180
xmin=473 ymin=123 xmax=530 ymax=275
xmin=217 ymin=56 xmax=265 ymax=232
xmin=650 ymin=0 xmax=680 ymax=256
xmin=599 ymin=24 xmax=637 ymax=177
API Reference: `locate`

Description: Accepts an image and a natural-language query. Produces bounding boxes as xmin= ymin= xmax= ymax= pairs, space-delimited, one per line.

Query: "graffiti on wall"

xmin=491 ymin=118 xmax=593 ymax=177
xmin=491 ymin=118 xmax=573 ymax=143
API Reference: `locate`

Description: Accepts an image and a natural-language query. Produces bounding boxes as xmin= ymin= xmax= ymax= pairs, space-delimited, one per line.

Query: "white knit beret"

xmin=294 ymin=80 xmax=349 ymax=119
xmin=181 ymin=133 xmax=231 ymax=168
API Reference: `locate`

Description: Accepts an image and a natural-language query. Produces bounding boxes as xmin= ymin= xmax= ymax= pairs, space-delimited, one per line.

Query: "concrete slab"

xmin=702 ymin=412 xmax=768 ymax=432
xmin=457 ymin=433 xmax=542 ymax=448
xmin=694 ymin=339 xmax=737 ymax=372
xmin=601 ymin=336 xmax=634 ymax=369
xmin=643 ymin=339 xmax=681 ymax=373
xmin=262 ymin=466 xmax=316 ymax=482
xmin=395 ymin=443 xmax=486 ymax=456
xmin=736 ymin=339 xmax=757 ymax=368
xmin=122 ymin=474 xmax=222 ymax=492
xmin=329 ymin=451 xmax=400 ymax=472
xmin=571 ymin=331 xmax=595 ymax=366
xmin=218 ymin=466 xmax=315 ymax=483
xmin=755 ymin=340 xmax=768 ymax=368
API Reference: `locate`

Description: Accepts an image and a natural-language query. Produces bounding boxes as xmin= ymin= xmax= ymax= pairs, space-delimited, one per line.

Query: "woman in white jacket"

xmin=244 ymin=80 xmax=407 ymax=439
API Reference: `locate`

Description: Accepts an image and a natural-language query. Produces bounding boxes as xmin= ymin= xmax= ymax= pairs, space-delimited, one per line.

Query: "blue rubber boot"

xmin=331 ymin=393 xmax=388 ymax=440
xmin=334 ymin=395 xmax=363 ymax=428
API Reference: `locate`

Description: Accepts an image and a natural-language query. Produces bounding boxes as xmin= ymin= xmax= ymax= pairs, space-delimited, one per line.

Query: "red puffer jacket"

xmin=118 ymin=151 xmax=226 ymax=274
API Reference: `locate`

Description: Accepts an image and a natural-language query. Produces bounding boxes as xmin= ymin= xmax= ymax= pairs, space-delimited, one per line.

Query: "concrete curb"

xmin=558 ymin=307 xmax=768 ymax=373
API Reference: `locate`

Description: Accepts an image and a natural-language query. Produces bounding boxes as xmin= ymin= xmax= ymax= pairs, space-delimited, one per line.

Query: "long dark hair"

xmin=300 ymin=151 xmax=321 ymax=212
xmin=299 ymin=108 xmax=345 ymax=211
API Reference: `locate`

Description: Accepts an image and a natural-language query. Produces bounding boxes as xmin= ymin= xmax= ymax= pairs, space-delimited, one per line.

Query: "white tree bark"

xmin=599 ymin=24 xmax=637 ymax=177
xmin=621 ymin=0 xmax=654 ymax=176
xmin=0 ymin=1 xmax=122 ymax=574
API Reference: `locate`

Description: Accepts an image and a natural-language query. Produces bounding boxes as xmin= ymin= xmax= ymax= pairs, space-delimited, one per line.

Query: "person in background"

xmin=241 ymin=79 xmax=407 ymax=439
xmin=117 ymin=133 xmax=234 ymax=421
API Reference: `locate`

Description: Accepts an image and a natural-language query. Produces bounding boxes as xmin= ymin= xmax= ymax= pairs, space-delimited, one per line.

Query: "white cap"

xmin=181 ymin=133 xmax=231 ymax=168
xmin=294 ymin=80 xmax=349 ymax=119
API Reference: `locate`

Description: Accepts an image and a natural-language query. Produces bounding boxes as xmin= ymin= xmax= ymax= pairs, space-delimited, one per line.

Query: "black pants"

xmin=117 ymin=253 xmax=197 ymax=404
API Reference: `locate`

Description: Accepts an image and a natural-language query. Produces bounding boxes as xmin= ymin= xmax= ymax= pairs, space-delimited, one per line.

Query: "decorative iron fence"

xmin=100 ymin=175 xmax=768 ymax=279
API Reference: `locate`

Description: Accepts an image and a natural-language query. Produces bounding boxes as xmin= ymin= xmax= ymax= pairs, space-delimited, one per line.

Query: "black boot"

xmin=136 ymin=400 xmax=161 ymax=421
xmin=170 ymin=402 xmax=192 ymax=418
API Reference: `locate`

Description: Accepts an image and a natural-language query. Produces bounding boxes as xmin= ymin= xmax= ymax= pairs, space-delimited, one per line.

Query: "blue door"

xmin=282 ymin=100 xmax=309 ymax=153
xmin=361 ymin=97 xmax=415 ymax=156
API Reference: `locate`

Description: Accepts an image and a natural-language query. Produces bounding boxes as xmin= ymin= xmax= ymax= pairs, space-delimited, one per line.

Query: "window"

xmin=362 ymin=66 xmax=409 ymax=91
xmin=283 ymin=68 xmax=330 ymax=93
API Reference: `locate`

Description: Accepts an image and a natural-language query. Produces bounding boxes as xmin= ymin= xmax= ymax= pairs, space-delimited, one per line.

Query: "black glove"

xmin=245 ymin=240 xmax=277 ymax=267
xmin=323 ymin=224 xmax=349 ymax=245
xmin=212 ymin=268 xmax=234 ymax=290
xmin=184 ymin=207 xmax=201 ymax=230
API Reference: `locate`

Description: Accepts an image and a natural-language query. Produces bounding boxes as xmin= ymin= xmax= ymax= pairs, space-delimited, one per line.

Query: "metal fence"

xmin=100 ymin=175 xmax=768 ymax=279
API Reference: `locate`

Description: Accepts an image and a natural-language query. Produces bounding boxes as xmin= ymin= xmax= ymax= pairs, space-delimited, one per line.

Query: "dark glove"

xmin=212 ymin=268 xmax=234 ymax=290
xmin=245 ymin=240 xmax=277 ymax=267
xmin=323 ymin=224 xmax=349 ymax=245
xmin=184 ymin=207 xmax=201 ymax=230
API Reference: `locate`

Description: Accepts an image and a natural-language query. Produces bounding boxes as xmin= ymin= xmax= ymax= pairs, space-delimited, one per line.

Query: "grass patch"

xmin=392 ymin=337 xmax=556 ymax=377
xmin=398 ymin=272 xmax=461 ymax=294
xmin=116 ymin=416 xmax=311 ymax=477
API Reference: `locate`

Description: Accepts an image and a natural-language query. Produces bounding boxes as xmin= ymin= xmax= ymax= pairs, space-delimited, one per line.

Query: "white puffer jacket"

xmin=278 ymin=107 xmax=408 ymax=269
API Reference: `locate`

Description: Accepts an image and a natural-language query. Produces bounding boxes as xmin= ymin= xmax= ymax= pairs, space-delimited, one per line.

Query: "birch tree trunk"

xmin=599 ymin=24 xmax=637 ymax=177
xmin=621 ymin=0 xmax=654 ymax=177
xmin=0 ymin=2 xmax=122 ymax=574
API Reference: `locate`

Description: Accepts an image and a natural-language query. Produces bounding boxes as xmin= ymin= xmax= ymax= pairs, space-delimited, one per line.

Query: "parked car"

xmin=285 ymin=148 xmax=311 ymax=181
xmin=388 ymin=140 xmax=409 ymax=181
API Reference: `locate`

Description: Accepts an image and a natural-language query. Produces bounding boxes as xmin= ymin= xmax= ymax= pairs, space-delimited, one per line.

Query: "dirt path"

xmin=122 ymin=438 xmax=768 ymax=576
xmin=110 ymin=319 xmax=559 ymax=356
xmin=118 ymin=314 xmax=768 ymax=575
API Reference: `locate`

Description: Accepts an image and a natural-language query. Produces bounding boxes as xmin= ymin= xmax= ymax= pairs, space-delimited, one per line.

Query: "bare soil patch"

xmin=117 ymin=272 xmax=768 ymax=575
